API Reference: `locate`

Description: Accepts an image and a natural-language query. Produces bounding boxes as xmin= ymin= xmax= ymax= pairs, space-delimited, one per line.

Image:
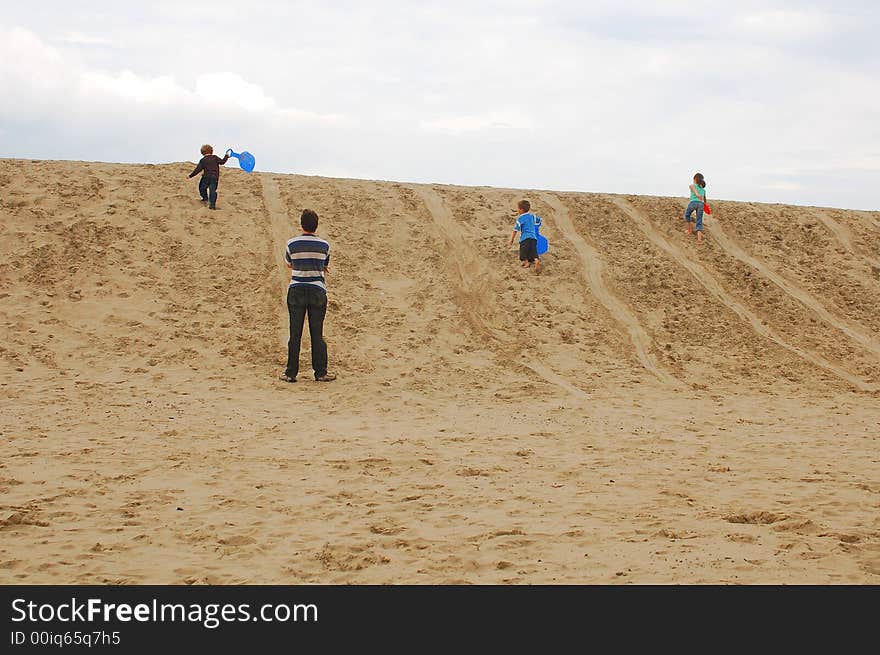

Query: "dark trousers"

xmin=198 ymin=176 xmax=219 ymax=207
xmin=519 ymin=238 xmax=538 ymax=262
xmin=286 ymin=285 xmax=328 ymax=379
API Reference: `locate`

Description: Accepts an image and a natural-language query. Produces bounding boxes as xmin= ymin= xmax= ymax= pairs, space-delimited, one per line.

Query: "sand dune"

xmin=1 ymin=159 xmax=878 ymax=583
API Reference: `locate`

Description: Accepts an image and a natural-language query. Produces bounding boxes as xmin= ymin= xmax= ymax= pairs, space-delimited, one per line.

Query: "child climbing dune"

xmin=684 ymin=172 xmax=707 ymax=242
xmin=509 ymin=199 xmax=543 ymax=274
xmin=187 ymin=144 xmax=229 ymax=210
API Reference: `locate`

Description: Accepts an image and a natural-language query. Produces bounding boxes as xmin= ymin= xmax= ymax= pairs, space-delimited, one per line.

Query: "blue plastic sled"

xmin=226 ymin=149 xmax=256 ymax=173
xmin=536 ymin=223 xmax=549 ymax=256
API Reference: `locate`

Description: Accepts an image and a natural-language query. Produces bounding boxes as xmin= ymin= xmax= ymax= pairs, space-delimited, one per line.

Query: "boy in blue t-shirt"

xmin=508 ymin=199 xmax=542 ymax=274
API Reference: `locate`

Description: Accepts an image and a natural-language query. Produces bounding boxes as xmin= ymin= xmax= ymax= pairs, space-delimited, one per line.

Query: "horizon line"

xmin=1 ymin=156 xmax=876 ymax=214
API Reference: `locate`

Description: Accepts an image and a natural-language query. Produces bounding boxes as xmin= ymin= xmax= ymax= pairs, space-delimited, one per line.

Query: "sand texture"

xmin=1 ymin=159 xmax=878 ymax=583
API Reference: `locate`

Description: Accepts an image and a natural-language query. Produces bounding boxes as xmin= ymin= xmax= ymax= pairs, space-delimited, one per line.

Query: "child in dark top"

xmin=187 ymin=144 xmax=229 ymax=210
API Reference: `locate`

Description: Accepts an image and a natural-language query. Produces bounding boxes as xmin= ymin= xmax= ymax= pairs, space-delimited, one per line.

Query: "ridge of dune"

xmin=1 ymin=158 xmax=879 ymax=584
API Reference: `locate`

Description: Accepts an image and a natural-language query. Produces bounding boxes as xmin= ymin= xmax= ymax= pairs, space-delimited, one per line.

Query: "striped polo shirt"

xmin=284 ymin=234 xmax=331 ymax=292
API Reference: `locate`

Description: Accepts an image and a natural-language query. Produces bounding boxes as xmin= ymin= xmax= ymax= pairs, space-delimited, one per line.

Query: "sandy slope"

xmin=1 ymin=159 xmax=878 ymax=584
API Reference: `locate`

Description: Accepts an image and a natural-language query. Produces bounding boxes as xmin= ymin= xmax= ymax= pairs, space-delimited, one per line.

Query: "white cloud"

xmin=733 ymin=9 xmax=836 ymax=39
xmin=764 ymin=182 xmax=804 ymax=191
xmin=57 ymin=31 xmax=117 ymax=46
xmin=82 ymin=70 xmax=190 ymax=106
xmin=422 ymin=111 xmax=536 ymax=133
xmin=195 ymin=72 xmax=276 ymax=112
xmin=0 ymin=28 xmax=346 ymax=126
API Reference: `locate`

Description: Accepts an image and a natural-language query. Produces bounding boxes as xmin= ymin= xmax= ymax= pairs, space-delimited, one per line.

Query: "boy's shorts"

xmin=519 ymin=238 xmax=538 ymax=262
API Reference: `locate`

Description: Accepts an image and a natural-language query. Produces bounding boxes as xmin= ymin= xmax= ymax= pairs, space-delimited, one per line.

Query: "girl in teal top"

xmin=684 ymin=172 xmax=707 ymax=242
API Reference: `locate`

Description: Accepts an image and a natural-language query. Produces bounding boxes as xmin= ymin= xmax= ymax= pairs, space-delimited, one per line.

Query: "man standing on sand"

xmin=279 ymin=209 xmax=337 ymax=383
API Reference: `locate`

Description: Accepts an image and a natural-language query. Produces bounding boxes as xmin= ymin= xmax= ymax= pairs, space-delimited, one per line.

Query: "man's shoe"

xmin=315 ymin=373 xmax=337 ymax=382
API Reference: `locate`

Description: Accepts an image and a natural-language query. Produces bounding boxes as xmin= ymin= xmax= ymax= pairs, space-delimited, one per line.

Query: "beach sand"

xmin=1 ymin=159 xmax=878 ymax=583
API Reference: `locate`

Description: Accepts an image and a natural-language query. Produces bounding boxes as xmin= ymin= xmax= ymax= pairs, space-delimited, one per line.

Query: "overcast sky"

xmin=1 ymin=1 xmax=877 ymax=209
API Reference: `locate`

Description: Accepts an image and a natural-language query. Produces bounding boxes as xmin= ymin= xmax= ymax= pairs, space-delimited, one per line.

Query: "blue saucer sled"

xmin=226 ymin=149 xmax=256 ymax=173
xmin=536 ymin=231 xmax=549 ymax=255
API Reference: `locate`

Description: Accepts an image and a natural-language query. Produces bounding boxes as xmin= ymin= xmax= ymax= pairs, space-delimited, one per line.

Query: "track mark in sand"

xmin=260 ymin=175 xmax=294 ymax=273
xmin=526 ymin=361 xmax=590 ymax=400
xmin=409 ymin=185 xmax=588 ymax=401
xmin=541 ymin=193 xmax=677 ymax=386
xmin=610 ymin=197 xmax=875 ymax=392
xmin=705 ymin=211 xmax=880 ymax=362
xmin=818 ymin=211 xmax=856 ymax=252
xmin=260 ymin=174 xmax=294 ymax=347
xmin=816 ymin=210 xmax=880 ymax=273
xmin=409 ymin=185 xmax=508 ymax=344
